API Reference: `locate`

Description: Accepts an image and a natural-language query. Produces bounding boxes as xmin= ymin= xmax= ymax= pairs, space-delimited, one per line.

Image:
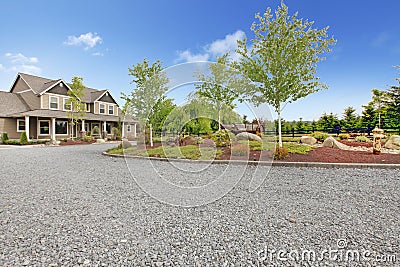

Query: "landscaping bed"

xmin=107 ymin=139 xmax=400 ymax=164
xmin=59 ymin=139 xmax=96 ymax=146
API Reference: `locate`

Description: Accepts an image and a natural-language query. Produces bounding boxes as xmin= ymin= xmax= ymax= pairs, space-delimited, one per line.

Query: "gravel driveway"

xmin=0 ymin=144 xmax=399 ymax=266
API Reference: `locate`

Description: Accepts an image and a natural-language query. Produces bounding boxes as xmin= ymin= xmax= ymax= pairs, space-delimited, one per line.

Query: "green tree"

xmin=361 ymin=102 xmax=377 ymax=128
xmin=235 ymin=2 xmax=336 ymax=147
xmin=66 ymin=77 xmax=86 ymax=140
xmin=122 ymin=59 xmax=169 ymax=146
xmin=385 ymin=67 xmax=400 ymax=128
xmin=195 ymin=54 xmax=240 ymax=130
xmin=148 ymin=97 xmax=176 ymax=134
xmin=318 ymin=112 xmax=340 ymax=130
xmin=342 ymin=106 xmax=359 ymax=128
xmin=371 ymin=88 xmax=388 ymax=128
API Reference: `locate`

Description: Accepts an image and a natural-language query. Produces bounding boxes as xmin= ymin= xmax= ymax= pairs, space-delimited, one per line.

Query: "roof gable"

xmin=96 ymin=90 xmax=118 ymax=105
xmin=0 ymin=91 xmax=30 ymax=117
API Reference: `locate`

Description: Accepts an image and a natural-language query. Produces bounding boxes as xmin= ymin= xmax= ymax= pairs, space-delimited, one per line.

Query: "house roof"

xmin=0 ymin=91 xmax=30 ymax=117
xmin=15 ymin=73 xmax=113 ymax=104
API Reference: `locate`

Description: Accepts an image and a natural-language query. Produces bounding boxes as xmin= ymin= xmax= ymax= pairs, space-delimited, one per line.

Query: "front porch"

xmin=13 ymin=116 xmax=138 ymax=141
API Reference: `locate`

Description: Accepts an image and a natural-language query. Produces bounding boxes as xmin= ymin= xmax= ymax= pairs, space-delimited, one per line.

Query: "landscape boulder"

xmin=384 ymin=135 xmax=400 ymax=150
xmin=300 ymin=136 xmax=317 ymax=145
xmin=96 ymin=138 xmax=106 ymax=144
xmin=322 ymin=136 xmax=349 ymax=150
xmin=236 ymin=132 xmax=262 ymax=142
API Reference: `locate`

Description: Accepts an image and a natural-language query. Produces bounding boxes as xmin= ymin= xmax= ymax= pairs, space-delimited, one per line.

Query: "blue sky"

xmin=1 ymin=0 xmax=399 ymax=121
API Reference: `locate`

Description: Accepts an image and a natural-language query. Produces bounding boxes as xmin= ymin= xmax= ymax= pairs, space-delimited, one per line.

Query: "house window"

xmin=108 ymin=105 xmax=114 ymax=115
xmin=127 ymin=125 xmax=131 ymax=132
xmin=86 ymin=103 xmax=90 ymax=112
xmin=99 ymin=103 xmax=105 ymax=114
xmin=49 ymin=96 xmax=58 ymax=109
xmin=63 ymin=98 xmax=71 ymax=111
xmin=55 ymin=121 xmax=68 ymax=135
xmin=39 ymin=121 xmax=50 ymax=135
xmin=17 ymin=119 xmax=25 ymax=132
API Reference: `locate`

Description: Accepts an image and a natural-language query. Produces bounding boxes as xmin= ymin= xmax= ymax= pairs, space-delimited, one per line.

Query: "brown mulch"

xmin=59 ymin=140 xmax=96 ymax=146
xmin=282 ymin=147 xmax=399 ymax=164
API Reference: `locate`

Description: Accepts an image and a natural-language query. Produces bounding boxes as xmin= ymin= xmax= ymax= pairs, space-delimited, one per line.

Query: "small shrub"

xmin=20 ymin=131 xmax=28 ymax=145
xmin=5 ymin=140 xmax=20 ymax=145
xmin=92 ymin=126 xmax=100 ymax=136
xmin=210 ymin=130 xmax=232 ymax=147
xmin=83 ymin=135 xmax=94 ymax=142
xmin=355 ymin=135 xmax=370 ymax=142
xmin=231 ymin=144 xmax=249 ymax=156
xmin=2 ymin=132 xmax=9 ymax=143
xmin=87 ymin=130 xmax=92 ymax=136
xmin=111 ymin=127 xmax=121 ymax=140
xmin=311 ymin=131 xmax=328 ymax=142
xmin=338 ymin=133 xmax=350 ymax=140
xmin=273 ymin=145 xmax=289 ymax=160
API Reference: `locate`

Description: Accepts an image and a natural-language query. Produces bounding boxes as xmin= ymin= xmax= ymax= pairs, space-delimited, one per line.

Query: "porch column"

xmin=81 ymin=119 xmax=85 ymax=132
xmin=51 ymin=118 xmax=56 ymax=141
xmin=103 ymin=121 xmax=107 ymax=139
xmin=134 ymin=123 xmax=137 ymax=138
xmin=122 ymin=122 xmax=125 ymax=138
xmin=25 ymin=116 xmax=30 ymax=142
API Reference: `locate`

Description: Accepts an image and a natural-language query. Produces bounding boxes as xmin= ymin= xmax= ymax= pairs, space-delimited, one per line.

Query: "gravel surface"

xmin=0 ymin=144 xmax=399 ymax=266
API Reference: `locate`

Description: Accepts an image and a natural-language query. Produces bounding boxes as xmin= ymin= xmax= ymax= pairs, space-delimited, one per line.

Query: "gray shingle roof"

xmin=18 ymin=73 xmax=110 ymax=103
xmin=0 ymin=91 xmax=30 ymax=117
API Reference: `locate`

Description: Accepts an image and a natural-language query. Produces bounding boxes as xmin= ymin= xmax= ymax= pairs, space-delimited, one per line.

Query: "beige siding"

xmin=11 ymin=76 xmax=30 ymax=93
xmin=0 ymin=118 xmax=19 ymax=139
xmin=94 ymin=102 xmax=99 ymax=114
xmin=19 ymin=91 xmax=40 ymax=110
xmin=41 ymin=94 xmax=49 ymax=109
xmin=47 ymin=83 xmax=69 ymax=95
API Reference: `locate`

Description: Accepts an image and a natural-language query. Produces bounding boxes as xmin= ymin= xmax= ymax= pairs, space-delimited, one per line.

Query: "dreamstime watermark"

xmin=123 ymin=61 xmax=275 ymax=207
xmin=257 ymin=239 xmax=398 ymax=265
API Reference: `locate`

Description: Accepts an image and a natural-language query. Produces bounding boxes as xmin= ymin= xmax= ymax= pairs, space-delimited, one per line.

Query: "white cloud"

xmin=176 ymin=50 xmax=210 ymax=62
xmin=1 ymin=52 xmax=41 ymax=75
xmin=5 ymin=52 xmax=39 ymax=64
xmin=176 ymin=30 xmax=246 ymax=63
xmin=64 ymin=32 xmax=102 ymax=50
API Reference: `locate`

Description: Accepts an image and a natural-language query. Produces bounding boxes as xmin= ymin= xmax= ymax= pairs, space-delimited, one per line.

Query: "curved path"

xmin=0 ymin=144 xmax=399 ymax=266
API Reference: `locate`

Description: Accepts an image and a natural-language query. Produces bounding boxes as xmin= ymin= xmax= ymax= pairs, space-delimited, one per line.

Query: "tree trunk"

xmin=218 ymin=108 xmax=221 ymax=131
xmin=149 ymin=123 xmax=153 ymax=147
xmin=277 ymin=109 xmax=283 ymax=148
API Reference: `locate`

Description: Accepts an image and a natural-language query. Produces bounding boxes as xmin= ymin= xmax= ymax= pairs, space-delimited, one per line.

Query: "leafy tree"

xmin=122 ymin=59 xmax=169 ymax=145
xmin=66 ymin=77 xmax=86 ymax=139
xmin=148 ymin=97 xmax=176 ymax=134
xmin=195 ymin=54 xmax=240 ymax=130
xmin=371 ymin=89 xmax=388 ymax=128
xmin=235 ymin=2 xmax=336 ymax=147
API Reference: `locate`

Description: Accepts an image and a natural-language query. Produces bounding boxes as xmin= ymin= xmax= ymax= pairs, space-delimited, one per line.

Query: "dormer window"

xmin=49 ymin=96 xmax=59 ymax=110
xmin=108 ymin=105 xmax=114 ymax=115
xmin=63 ymin=98 xmax=71 ymax=111
xmin=86 ymin=103 xmax=90 ymax=112
xmin=99 ymin=103 xmax=105 ymax=114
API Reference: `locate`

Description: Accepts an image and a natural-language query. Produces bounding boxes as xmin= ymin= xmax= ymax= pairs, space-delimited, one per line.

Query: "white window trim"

xmin=108 ymin=105 xmax=114 ymax=115
xmin=55 ymin=120 xmax=69 ymax=135
xmin=63 ymin=98 xmax=72 ymax=111
xmin=38 ymin=120 xmax=51 ymax=136
xmin=99 ymin=103 xmax=105 ymax=114
xmin=49 ymin=96 xmax=59 ymax=110
xmin=17 ymin=119 xmax=26 ymax=132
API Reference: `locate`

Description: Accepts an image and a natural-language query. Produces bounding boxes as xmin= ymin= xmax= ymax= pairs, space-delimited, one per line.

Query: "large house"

xmin=0 ymin=73 xmax=138 ymax=141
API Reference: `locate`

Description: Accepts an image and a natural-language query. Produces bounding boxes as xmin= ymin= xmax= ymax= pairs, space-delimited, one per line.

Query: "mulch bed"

xmin=59 ymin=140 xmax=96 ymax=146
xmin=143 ymin=142 xmax=400 ymax=164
